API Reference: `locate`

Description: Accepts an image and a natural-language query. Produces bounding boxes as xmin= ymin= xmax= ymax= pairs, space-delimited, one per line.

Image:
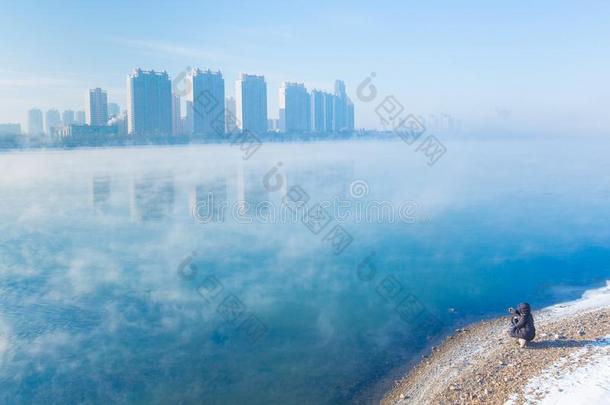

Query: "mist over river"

xmin=1 ymin=138 xmax=610 ymax=404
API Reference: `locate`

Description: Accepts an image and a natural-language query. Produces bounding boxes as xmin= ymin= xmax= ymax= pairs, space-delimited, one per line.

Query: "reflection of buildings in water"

xmin=130 ymin=174 xmax=175 ymax=221
xmin=241 ymin=168 xmax=271 ymax=216
xmin=286 ymin=163 xmax=354 ymax=200
xmin=190 ymin=176 xmax=228 ymax=223
xmin=91 ymin=175 xmax=111 ymax=209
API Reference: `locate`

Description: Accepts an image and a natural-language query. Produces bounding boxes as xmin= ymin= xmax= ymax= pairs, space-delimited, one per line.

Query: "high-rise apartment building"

xmin=225 ymin=97 xmax=237 ymax=133
xmin=126 ymin=69 xmax=172 ymax=136
xmin=323 ymin=92 xmax=335 ymax=132
xmin=190 ymin=69 xmax=224 ymax=137
xmin=75 ymin=110 xmax=86 ymax=124
xmin=236 ymin=74 xmax=267 ymax=135
xmin=62 ymin=110 xmax=75 ymax=126
xmin=346 ymin=99 xmax=355 ymax=131
xmin=45 ymin=109 xmax=61 ymax=134
xmin=279 ymin=82 xmax=310 ymax=133
xmin=86 ymin=88 xmax=109 ymax=126
xmin=311 ymin=90 xmax=336 ymax=132
xmin=172 ymin=94 xmax=181 ymax=136
xmin=182 ymin=100 xmax=193 ymax=135
xmin=330 ymin=80 xmax=355 ymax=132
xmin=28 ymin=108 xmax=44 ymax=135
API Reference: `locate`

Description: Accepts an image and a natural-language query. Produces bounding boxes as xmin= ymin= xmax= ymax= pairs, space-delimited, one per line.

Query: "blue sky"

xmin=1 ymin=0 xmax=609 ymax=133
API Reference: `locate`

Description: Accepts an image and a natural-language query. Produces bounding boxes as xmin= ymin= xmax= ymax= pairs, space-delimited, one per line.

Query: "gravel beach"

xmin=382 ymin=283 xmax=610 ymax=405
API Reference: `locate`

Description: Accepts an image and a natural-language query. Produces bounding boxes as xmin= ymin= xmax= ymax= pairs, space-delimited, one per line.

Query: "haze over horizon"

xmin=1 ymin=0 xmax=609 ymax=134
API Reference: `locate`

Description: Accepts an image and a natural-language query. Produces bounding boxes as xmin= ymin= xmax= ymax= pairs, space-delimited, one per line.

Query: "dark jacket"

xmin=509 ymin=302 xmax=535 ymax=341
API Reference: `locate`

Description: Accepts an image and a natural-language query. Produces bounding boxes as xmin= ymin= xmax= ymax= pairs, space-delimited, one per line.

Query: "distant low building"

xmin=60 ymin=124 xmax=118 ymax=137
xmin=108 ymin=102 xmax=120 ymax=117
xmin=0 ymin=123 xmax=21 ymax=148
xmin=75 ymin=110 xmax=86 ymax=124
xmin=0 ymin=123 xmax=21 ymax=136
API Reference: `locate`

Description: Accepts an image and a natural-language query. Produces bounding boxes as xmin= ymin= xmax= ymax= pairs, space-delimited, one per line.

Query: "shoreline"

xmin=381 ymin=281 xmax=610 ymax=404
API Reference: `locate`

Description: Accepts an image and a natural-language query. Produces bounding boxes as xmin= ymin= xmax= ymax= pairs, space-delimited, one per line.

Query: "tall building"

xmin=108 ymin=102 xmax=120 ymax=117
xmin=87 ymin=88 xmax=109 ymax=126
xmin=323 ymin=92 xmax=335 ymax=132
xmin=27 ymin=108 xmax=44 ymax=135
xmin=182 ymin=100 xmax=193 ymax=135
xmin=333 ymin=80 xmax=347 ymax=131
xmin=346 ymin=99 xmax=355 ymax=131
xmin=330 ymin=80 xmax=355 ymax=132
xmin=172 ymin=94 xmax=182 ymax=136
xmin=236 ymin=74 xmax=267 ymax=135
xmin=190 ymin=68 xmax=224 ymax=137
xmin=310 ymin=90 xmax=333 ymax=132
xmin=75 ymin=110 xmax=86 ymax=124
xmin=126 ymin=68 xmax=172 ymax=136
xmin=279 ymin=82 xmax=310 ymax=133
xmin=62 ymin=110 xmax=75 ymax=126
xmin=225 ymin=96 xmax=236 ymax=133
xmin=45 ymin=109 xmax=61 ymax=134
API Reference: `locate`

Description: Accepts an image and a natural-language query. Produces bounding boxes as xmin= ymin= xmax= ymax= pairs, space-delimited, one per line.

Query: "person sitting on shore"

xmin=508 ymin=302 xmax=535 ymax=348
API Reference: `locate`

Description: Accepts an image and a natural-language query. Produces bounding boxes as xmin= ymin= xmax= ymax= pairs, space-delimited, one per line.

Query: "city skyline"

xmin=2 ymin=2 xmax=608 ymax=135
xmin=21 ymin=67 xmax=360 ymax=138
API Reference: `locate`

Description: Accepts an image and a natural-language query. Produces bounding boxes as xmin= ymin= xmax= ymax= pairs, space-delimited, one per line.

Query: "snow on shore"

xmin=505 ymin=336 xmax=610 ymax=405
xmin=384 ymin=280 xmax=610 ymax=405
xmin=505 ymin=281 xmax=610 ymax=405
xmin=541 ymin=280 xmax=610 ymax=319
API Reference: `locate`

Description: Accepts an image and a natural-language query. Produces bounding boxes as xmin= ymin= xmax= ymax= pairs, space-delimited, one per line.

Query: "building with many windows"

xmin=62 ymin=110 xmax=75 ymax=127
xmin=127 ymin=69 xmax=172 ymax=136
xmin=75 ymin=110 xmax=86 ymax=124
xmin=45 ymin=109 xmax=61 ymax=134
xmin=27 ymin=108 xmax=44 ymax=135
xmin=279 ymin=82 xmax=310 ymax=133
xmin=190 ymin=69 xmax=224 ymax=138
xmin=225 ymin=96 xmax=237 ymax=133
xmin=236 ymin=74 xmax=267 ymax=135
xmin=172 ymin=94 xmax=181 ymax=136
xmin=86 ymin=88 xmax=108 ymax=126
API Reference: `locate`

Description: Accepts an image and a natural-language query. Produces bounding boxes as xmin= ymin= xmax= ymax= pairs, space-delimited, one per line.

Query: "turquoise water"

xmin=1 ymin=139 xmax=610 ymax=404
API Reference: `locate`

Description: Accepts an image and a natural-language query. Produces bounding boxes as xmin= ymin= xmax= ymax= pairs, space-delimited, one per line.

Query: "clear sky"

xmin=1 ymin=0 xmax=609 ymax=134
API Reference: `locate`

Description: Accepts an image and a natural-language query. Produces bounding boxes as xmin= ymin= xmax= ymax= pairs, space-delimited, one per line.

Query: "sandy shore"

xmin=382 ymin=282 xmax=610 ymax=404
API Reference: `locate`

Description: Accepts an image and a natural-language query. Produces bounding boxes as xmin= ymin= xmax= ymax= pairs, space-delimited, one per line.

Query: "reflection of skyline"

xmin=286 ymin=164 xmax=353 ymax=200
xmin=130 ymin=174 xmax=175 ymax=222
xmin=191 ymin=176 xmax=228 ymax=223
xmin=91 ymin=175 xmax=111 ymax=210
xmin=88 ymin=162 xmax=355 ymax=222
xmin=242 ymin=169 xmax=270 ymax=216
